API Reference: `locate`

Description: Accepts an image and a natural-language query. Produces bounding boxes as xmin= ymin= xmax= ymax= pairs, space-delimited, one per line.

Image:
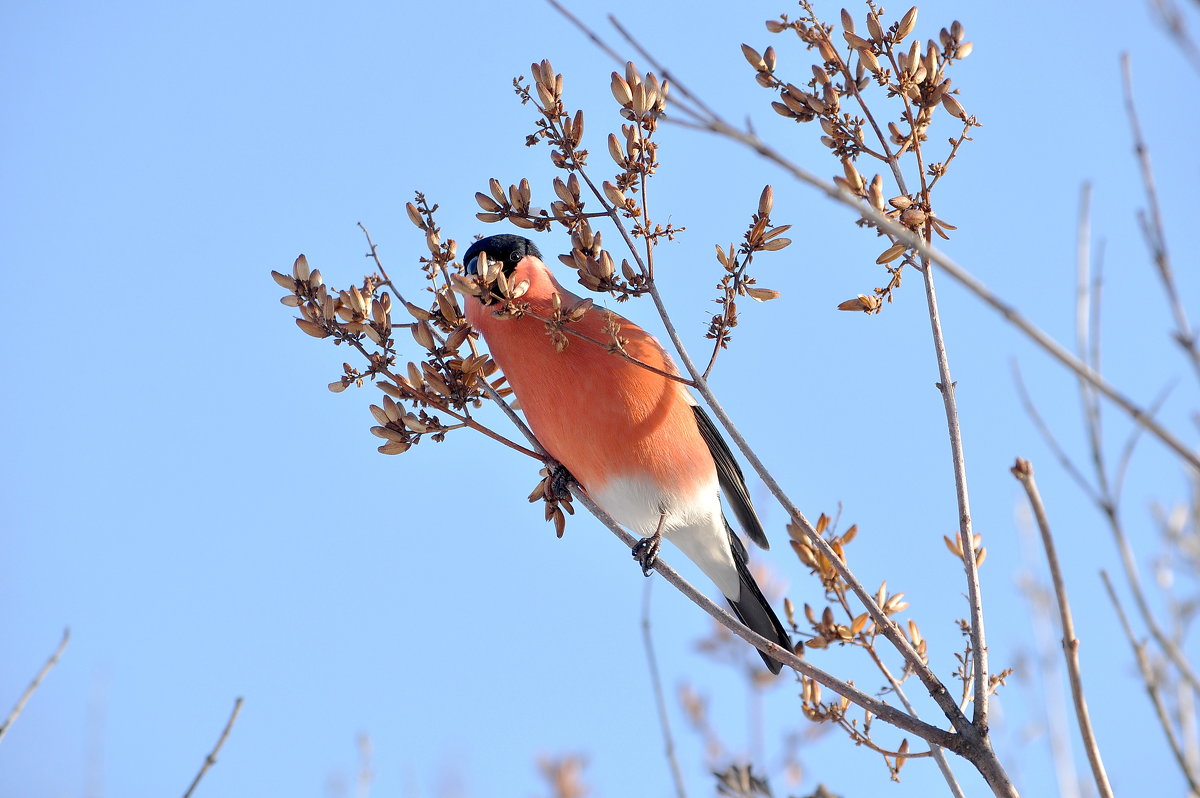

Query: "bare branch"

xmin=0 ymin=628 xmax=70 ymax=745
xmin=1012 ymin=460 xmax=1113 ymax=798
xmin=642 ymin=581 xmax=688 ymax=798
xmin=182 ymin=697 xmax=244 ymax=798
xmin=1102 ymin=571 xmax=1200 ymax=793
xmin=1121 ymin=53 xmax=1200 ymax=383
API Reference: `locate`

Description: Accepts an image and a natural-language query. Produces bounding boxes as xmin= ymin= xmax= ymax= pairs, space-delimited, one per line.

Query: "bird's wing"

xmin=692 ymin=404 xmax=769 ymax=549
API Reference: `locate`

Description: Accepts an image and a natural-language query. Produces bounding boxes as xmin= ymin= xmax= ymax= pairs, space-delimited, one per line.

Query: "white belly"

xmin=591 ymin=474 xmax=741 ymax=599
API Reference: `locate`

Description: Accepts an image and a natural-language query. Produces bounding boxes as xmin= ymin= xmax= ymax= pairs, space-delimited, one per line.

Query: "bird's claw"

xmin=548 ymin=464 xmax=575 ymax=502
xmin=632 ymin=533 xmax=662 ymax=576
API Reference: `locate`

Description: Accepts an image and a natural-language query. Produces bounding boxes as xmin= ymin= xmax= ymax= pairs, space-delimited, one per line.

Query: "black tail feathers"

xmin=726 ymin=524 xmax=793 ymax=674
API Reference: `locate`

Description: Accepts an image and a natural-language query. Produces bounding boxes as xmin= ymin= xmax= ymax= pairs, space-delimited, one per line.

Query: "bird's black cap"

xmin=462 ymin=234 xmax=542 ymax=275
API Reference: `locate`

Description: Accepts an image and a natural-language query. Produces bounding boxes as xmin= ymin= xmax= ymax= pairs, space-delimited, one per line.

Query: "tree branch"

xmin=0 ymin=628 xmax=69 ymax=745
xmin=1012 ymin=460 xmax=1113 ymax=798
xmin=182 ymin=697 xmax=244 ymax=798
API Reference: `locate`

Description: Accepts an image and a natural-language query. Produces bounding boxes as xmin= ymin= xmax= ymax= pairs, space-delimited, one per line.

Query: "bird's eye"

xmin=510 ymin=251 xmax=521 ymax=262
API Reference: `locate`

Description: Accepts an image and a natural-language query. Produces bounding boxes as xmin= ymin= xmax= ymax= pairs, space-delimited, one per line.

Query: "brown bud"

xmin=896 ymin=6 xmax=918 ymax=40
xmin=757 ymin=185 xmax=774 ymax=216
xmin=941 ymin=93 xmax=966 ymax=119
xmin=740 ymin=43 xmax=766 ymax=71
xmin=405 ymin=202 xmax=424 ymax=229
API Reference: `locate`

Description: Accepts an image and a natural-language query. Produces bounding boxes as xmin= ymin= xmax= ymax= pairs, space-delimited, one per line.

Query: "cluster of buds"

xmin=556 ymin=219 xmax=644 ymax=299
xmin=526 ymin=466 xmax=576 ymax=538
xmin=475 ymin=177 xmax=553 ymax=232
xmin=705 ymin=186 xmax=789 ymax=357
xmin=750 ymin=5 xmax=979 ymax=316
xmin=609 ymin=61 xmax=668 ymax=132
xmin=509 ymin=59 xmax=580 ymax=169
xmin=520 ymin=59 xmax=587 ymax=171
xmin=274 ymin=255 xmax=392 ymax=346
xmin=547 ymin=173 xmax=590 ymax=231
xmin=787 ymin=512 xmax=856 ymax=591
xmin=450 ymin=250 xmax=532 ymax=321
xmin=943 ymin=530 xmax=987 ymax=568
xmin=367 ymin=394 xmax=443 ymax=455
xmin=541 ymin=291 xmax=595 ymax=353
xmin=800 ymin=602 xmax=867 ymax=650
xmin=800 ymin=674 xmax=851 ymax=722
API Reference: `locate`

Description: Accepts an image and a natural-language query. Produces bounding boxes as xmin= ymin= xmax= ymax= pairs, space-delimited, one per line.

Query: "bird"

xmin=461 ymin=233 xmax=792 ymax=673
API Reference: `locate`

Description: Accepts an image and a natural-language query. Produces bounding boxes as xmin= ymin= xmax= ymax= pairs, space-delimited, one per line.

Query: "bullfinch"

xmin=462 ymin=234 xmax=792 ymax=673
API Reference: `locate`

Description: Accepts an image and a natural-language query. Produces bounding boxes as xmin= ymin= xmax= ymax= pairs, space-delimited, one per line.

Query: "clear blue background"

xmin=3 ymin=0 xmax=1198 ymax=795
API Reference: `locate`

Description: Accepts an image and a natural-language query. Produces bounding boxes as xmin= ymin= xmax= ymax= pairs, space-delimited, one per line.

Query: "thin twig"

xmin=918 ymin=255 xmax=989 ymax=730
xmin=1121 ymin=53 xmax=1200 ymax=384
xmin=831 ymin=595 xmax=967 ymax=798
xmin=182 ymin=697 xmax=244 ymax=798
xmin=1012 ymin=363 xmax=1101 ymax=504
xmin=642 ymin=580 xmax=688 ymax=798
xmin=1012 ymin=460 xmax=1113 ymax=798
xmin=0 ymin=628 xmax=70 ymax=744
xmin=1148 ymin=0 xmax=1200 ymax=77
xmin=1102 ymin=571 xmax=1200 ymax=793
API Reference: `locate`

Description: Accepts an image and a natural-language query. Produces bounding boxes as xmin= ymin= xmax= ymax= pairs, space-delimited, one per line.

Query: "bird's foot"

xmin=548 ymin=463 xmax=576 ymax=502
xmin=632 ymin=531 xmax=662 ymax=576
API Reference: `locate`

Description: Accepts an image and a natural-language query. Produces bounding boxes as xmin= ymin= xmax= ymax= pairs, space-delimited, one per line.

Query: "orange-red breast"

xmin=463 ymin=234 xmax=791 ymax=672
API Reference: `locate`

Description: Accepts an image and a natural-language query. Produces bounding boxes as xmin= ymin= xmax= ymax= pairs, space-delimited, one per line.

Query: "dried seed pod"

xmin=843 ymin=31 xmax=871 ymax=51
xmin=271 ymin=270 xmax=296 ymax=290
xmin=607 ymin=133 xmax=625 ymax=166
xmin=758 ymin=185 xmax=774 ymax=216
xmin=876 ymin=242 xmax=908 ymax=263
xmin=292 ymin=254 xmax=311 ymax=281
xmin=405 ymin=202 xmax=424 ymax=229
xmin=476 ymin=192 xmax=502 ymax=213
xmin=740 ymin=43 xmax=766 ymax=71
xmin=868 ymin=175 xmax=885 ymax=211
xmin=412 ymin=321 xmax=435 ymax=349
xmin=900 ymin=208 xmax=927 ymax=228
xmin=602 ymin=181 xmax=626 ymax=207
xmin=295 ymin=318 xmax=329 ymax=338
xmin=406 ymin=361 xmax=423 ymax=387
xmin=896 ymin=6 xmax=918 ymax=40
xmin=610 ymin=72 xmax=632 ymax=106
xmin=866 ymin=12 xmax=883 ymax=39
xmin=941 ymin=93 xmax=966 ymax=119
xmin=369 ymin=404 xmax=390 ymax=425
xmin=745 ymin=287 xmax=781 ymax=301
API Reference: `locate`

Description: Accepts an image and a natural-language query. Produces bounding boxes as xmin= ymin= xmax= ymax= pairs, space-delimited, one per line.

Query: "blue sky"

xmin=3 ymin=0 xmax=1199 ymax=796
